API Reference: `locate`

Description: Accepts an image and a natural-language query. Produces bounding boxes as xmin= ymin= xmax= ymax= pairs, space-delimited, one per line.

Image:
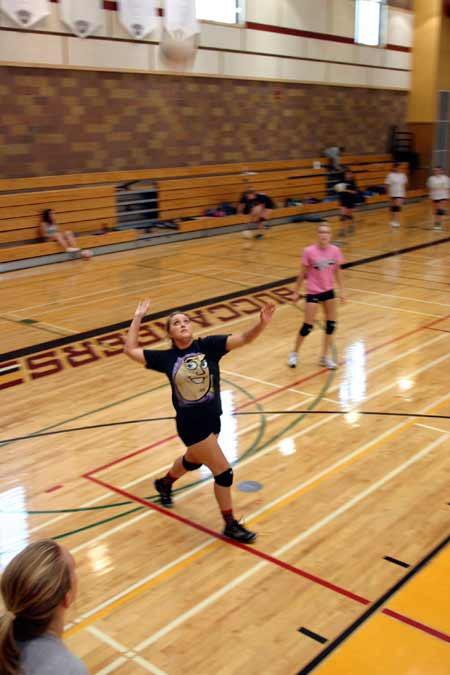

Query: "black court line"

xmin=383 ymin=556 xmax=410 ymax=569
xmin=298 ymin=628 xmax=328 ymax=644
xmin=296 ymin=534 xmax=450 ymax=674
xmin=1 ymin=410 xmax=449 ymax=444
xmin=1 ymin=235 xmax=449 ymax=364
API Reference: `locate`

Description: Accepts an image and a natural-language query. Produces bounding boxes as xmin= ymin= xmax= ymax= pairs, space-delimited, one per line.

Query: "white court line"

xmin=415 ymin=423 xmax=449 ymax=434
xmin=346 ymin=286 xmax=450 ymax=308
xmin=4 ymin=312 xmax=78 ymax=335
xmin=222 ymin=368 xmax=339 ymax=402
xmin=28 ymin=331 xmax=447 ymax=541
xmin=63 ymin=362 xmax=450 ymax=625
xmin=11 ymin=273 xmax=185 ymax=314
xmin=95 ymin=657 xmax=127 ymax=674
xmin=128 ymin=433 xmax=449 ymax=657
xmin=87 ymin=626 xmax=167 ymax=675
xmin=350 ymin=300 xmax=440 ymax=318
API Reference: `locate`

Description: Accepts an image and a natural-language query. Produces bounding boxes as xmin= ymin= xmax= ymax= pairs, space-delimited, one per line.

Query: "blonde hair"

xmin=0 ymin=540 xmax=71 ymax=675
xmin=165 ymin=312 xmax=190 ymax=334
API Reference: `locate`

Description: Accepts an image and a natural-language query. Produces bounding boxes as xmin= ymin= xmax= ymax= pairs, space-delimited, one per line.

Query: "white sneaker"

xmin=433 ymin=224 xmax=443 ymax=231
xmin=288 ymin=352 xmax=298 ymax=368
xmin=390 ymin=221 xmax=400 ymax=228
xmin=319 ymin=356 xmax=338 ymax=370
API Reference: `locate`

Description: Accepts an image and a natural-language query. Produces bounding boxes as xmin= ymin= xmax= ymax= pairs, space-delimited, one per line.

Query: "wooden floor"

xmin=1 ymin=201 xmax=449 ymax=674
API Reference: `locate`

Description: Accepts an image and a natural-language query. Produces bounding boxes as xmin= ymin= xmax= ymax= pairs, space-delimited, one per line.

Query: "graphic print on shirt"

xmin=172 ymin=352 xmax=213 ymax=406
xmin=312 ymin=258 xmax=338 ymax=271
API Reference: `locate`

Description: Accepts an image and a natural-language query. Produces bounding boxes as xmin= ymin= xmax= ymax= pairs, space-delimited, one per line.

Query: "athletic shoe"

xmin=254 ymin=233 xmax=264 ymax=239
xmin=223 ymin=519 xmax=256 ymax=543
xmin=154 ymin=478 xmax=173 ymax=508
xmin=390 ymin=221 xmax=400 ymax=228
xmin=288 ymin=352 xmax=298 ymax=368
xmin=319 ymin=356 xmax=338 ymax=370
xmin=433 ymin=224 xmax=443 ymax=231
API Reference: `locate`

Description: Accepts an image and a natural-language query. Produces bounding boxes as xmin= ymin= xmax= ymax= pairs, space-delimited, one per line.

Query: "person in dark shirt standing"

xmin=124 ymin=298 xmax=276 ymax=542
xmin=336 ymin=169 xmax=358 ymax=237
xmin=238 ymin=190 xmax=274 ymax=238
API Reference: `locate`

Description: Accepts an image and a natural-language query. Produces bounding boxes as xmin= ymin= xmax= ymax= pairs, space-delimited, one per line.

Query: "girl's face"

xmin=167 ymin=313 xmax=193 ymax=343
xmin=317 ymin=226 xmax=331 ymax=246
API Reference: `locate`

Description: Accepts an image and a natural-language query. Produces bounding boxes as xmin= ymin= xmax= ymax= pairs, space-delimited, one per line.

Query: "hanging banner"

xmin=117 ymin=0 xmax=156 ymax=40
xmin=0 ymin=0 xmax=49 ymax=28
xmin=60 ymin=0 xmax=103 ymax=38
xmin=163 ymin=0 xmax=199 ymax=39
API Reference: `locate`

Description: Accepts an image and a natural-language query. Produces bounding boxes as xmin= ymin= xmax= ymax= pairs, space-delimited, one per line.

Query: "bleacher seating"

xmin=0 ymin=154 xmax=426 ymax=265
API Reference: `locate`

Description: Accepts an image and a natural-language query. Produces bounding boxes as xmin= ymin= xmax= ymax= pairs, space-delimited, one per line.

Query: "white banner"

xmin=164 ymin=0 xmax=199 ymax=39
xmin=60 ymin=0 xmax=103 ymax=38
xmin=0 ymin=0 xmax=49 ymax=28
xmin=118 ymin=0 xmax=156 ymax=39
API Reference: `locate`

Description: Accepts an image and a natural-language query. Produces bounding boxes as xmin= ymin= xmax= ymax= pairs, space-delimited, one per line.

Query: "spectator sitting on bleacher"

xmin=39 ymin=209 xmax=80 ymax=253
xmin=238 ymin=190 xmax=274 ymax=239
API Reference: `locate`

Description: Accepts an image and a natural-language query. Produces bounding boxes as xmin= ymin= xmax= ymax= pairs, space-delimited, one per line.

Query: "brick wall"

xmin=0 ymin=67 xmax=408 ymax=178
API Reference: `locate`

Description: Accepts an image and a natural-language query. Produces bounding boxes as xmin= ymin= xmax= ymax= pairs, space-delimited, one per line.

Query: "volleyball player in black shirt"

xmin=238 ymin=190 xmax=274 ymax=238
xmin=125 ymin=299 xmax=276 ymax=542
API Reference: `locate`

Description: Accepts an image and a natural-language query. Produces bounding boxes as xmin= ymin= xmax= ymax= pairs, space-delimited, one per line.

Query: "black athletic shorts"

xmin=433 ymin=199 xmax=446 ymax=204
xmin=339 ymin=194 xmax=356 ymax=209
xmin=176 ymin=414 xmax=221 ymax=447
xmin=305 ymin=289 xmax=335 ymax=304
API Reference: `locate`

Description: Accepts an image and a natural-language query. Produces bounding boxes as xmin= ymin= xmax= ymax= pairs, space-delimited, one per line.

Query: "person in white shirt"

xmin=385 ymin=163 xmax=408 ymax=227
xmin=427 ymin=166 xmax=449 ymax=230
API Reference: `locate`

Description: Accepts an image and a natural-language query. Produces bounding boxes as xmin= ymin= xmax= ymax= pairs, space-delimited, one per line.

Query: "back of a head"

xmin=0 ymin=540 xmax=71 ymax=675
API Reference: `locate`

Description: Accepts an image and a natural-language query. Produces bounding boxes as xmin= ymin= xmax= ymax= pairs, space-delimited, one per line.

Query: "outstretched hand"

xmin=134 ymin=298 xmax=150 ymax=318
xmin=260 ymin=302 xmax=276 ymax=325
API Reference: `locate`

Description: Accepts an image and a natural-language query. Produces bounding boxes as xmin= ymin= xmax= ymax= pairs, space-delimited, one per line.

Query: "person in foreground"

xmin=0 ymin=539 xmax=87 ymax=675
xmin=288 ymin=222 xmax=346 ymax=370
xmin=124 ymin=299 xmax=276 ymax=543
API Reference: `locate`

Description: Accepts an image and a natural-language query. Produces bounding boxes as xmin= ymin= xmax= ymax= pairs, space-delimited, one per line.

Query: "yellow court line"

xmin=65 ymin=393 xmax=450 ymax=638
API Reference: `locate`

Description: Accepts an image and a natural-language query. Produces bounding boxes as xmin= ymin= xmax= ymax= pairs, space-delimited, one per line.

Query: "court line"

xmin=350 ymin=300 xmax=440 ymax=317
xmin=119 ymin=435 xmax=448 ymax=658
xmin=297 ymin=533 xmax=450 ymax=674
xmin=86 ymin=626 xmax=167 ymax=675
xmin=346 ymin=286 xmax=450 ymax=308
xmin=415 ymin=423 xmax=449 ymax=434
xmin=68 ymin=390 xmax=450 ymax=636
xmin=26 ymin=330 xmax=446 ymax=539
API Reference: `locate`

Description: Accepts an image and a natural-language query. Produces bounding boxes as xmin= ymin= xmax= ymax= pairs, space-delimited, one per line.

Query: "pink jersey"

xmin=302 ymin=244 xmax=344 ymax=294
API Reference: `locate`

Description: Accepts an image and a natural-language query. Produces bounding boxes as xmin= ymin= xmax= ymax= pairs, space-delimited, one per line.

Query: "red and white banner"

xmin=0 ymin=0 xmax=49 ymax=28
xmin=117 ymin=0 xmax=156 ymax=39
xmin=60 ymin=0 xmax=103 ymax=38
xmin=163 ymin=0 xmax=199 ymax=39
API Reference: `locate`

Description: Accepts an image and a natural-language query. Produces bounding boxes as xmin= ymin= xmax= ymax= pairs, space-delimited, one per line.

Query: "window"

xmin=355 ymin=0 xmax=386 ymax=46
xmin=196 ymin=0 xmax=244 ymax=25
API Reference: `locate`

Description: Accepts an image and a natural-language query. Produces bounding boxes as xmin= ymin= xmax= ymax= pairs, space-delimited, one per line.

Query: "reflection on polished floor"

xmin=1 ymin=201 xmax=449 ymax=674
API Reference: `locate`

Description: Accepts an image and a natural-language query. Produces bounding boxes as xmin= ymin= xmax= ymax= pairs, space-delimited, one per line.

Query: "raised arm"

xmin=124 ymin=299 xmax=151 ymax=365
xmin=226 ymin=303 xmax=276 ymax=351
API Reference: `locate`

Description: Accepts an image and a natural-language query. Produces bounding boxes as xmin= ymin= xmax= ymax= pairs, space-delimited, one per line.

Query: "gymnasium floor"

xmin=1 ymin=201 xmax=449 ymax=674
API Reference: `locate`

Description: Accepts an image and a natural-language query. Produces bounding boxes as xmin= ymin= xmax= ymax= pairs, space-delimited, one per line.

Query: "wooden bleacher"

xmin=0 ymin=154 xmax=426 ymax=265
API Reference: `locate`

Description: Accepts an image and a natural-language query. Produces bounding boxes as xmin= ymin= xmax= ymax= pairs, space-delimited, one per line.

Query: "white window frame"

xmin=195 ymin=0 xmax=245 ymax=25
xmin=355 ymin=0 xmax=387 ymax=47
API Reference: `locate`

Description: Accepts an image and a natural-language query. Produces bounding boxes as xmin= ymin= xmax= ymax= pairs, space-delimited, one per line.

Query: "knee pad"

xmin=214 ymin=468 xmax=233 ymax=487
xmin=182 ymin=455 xmax=202 ymax=471
xmin=300 ymin=323 xmax=313 ymax=337
xmin=436 ymin=208 xmax=446 ymax=216
xmin=390 ymin=205 xmax=401 ymax=213
xmin=326 ymin=320 xmax=336 ymax=335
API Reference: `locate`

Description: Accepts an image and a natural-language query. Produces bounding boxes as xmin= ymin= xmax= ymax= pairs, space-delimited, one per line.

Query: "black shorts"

xmin=176 ymin=414 xmax=221 ymax=447
xmin=305 ymin=289 xmax=335 ymax=304
xmin=339 ymin=194 xmax=355 ymax=209
xmin=433 ymin=199 xmax=446 ymax=204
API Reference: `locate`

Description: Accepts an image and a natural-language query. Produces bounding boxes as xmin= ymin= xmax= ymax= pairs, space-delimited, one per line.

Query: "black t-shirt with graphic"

xmin=143 ymin=335 xmax=229 ymax=424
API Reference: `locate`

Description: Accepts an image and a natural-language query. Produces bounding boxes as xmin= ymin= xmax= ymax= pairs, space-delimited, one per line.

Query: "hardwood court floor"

xmin=1 ymin=201 xmax=449 ymax=674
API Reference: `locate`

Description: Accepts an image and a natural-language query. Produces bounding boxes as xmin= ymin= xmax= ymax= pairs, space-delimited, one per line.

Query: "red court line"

xmin=85 ymin=473 xmax=369 ymax=604
xmin=85 ymin=474 xmax=450 ymax=644
xmin=45 ymin=484 xmax=63 ymax=493
xmin=84 ymin=310 xmax=450 ymax=477
xmin=382 ymin=608 xmax=450 ymax=643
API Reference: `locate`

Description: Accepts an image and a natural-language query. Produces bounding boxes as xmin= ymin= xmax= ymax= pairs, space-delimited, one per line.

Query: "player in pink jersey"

xmin=288 ymin=222 xmax=346 ymax=369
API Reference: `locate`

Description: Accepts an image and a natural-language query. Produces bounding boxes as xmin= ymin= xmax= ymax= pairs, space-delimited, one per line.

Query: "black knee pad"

xmin=300 ymin=323 xmax=313 ymax=337
xmin=436 ymin=208 xmax=446 ymax=216
xmin=390 ymin=205 xmax=401 ymax=213
xmin=214 ymin=468 xmax=233 ymax=487
xmin=182 ymin=455 xmax=202 ymax=471
xmin=326 ymin=320 xmax=336 ymax=335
